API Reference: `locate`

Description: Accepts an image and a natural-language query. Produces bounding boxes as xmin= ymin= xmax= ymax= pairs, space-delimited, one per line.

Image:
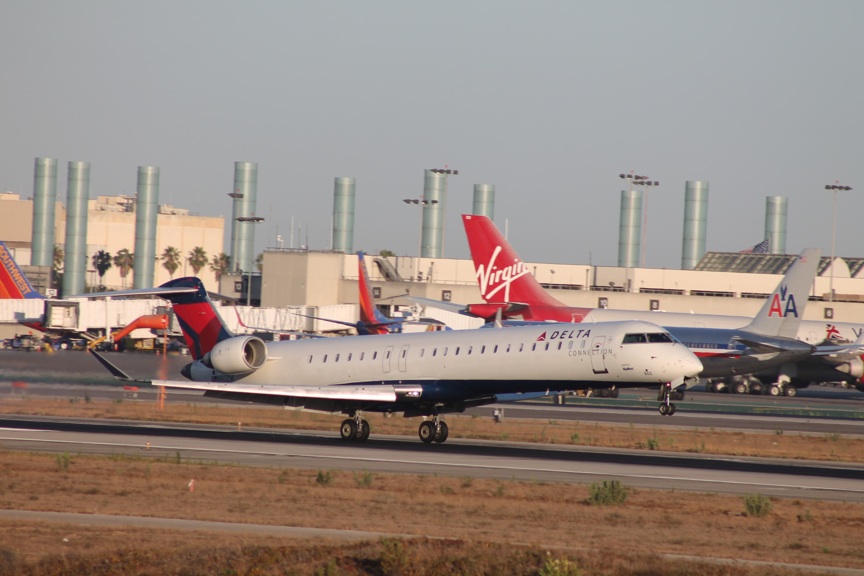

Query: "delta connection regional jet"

xmin=88 ymin=277 xmax=702 ymax=444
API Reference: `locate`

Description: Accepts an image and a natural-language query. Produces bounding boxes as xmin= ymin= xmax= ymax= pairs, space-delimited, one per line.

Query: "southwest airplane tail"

xmin=357 ymin=252 xmax=399 ymax=334
xmin=461 ymin=214 xmax=592 ymax=322
xmin=0 ymin=241 xmax=45 ymax=300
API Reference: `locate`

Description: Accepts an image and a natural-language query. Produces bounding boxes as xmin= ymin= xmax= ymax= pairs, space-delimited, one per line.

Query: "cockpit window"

xmin=623 ymin=332 xmax=675 ymax=344
xmin=647 ymin=332 xmax=674 ymax=343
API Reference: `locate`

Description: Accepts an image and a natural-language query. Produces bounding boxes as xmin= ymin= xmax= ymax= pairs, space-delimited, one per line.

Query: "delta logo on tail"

xmin=0 ymin=242 xmax=44 ymax=299
xmin=767 ymin=284 xmax=799 ymax=318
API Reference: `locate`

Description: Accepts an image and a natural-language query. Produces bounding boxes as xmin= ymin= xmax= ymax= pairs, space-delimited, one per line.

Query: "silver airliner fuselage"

xmin=172 ymin=319 xmax=702 ymax=417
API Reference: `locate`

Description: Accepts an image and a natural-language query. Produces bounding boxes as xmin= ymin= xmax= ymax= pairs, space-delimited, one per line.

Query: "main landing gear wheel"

xmin=340 ymin=418 xmax=371 ymax=441
xmin=434 ymin=421 xmax=449 ymax=443
xmin=419 ymin=419 xmax=449 ymax=444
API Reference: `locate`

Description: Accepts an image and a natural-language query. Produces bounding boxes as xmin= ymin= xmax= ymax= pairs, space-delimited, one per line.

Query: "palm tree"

xmin=186 ymin=246 xmax=208 ymax=276
xmin=209 ymin=252 xmax=230 ymax=283
xmin=91 ymin=250 xmax=112 ymax=288
xmin=52 ymin=245 xmax=64 ymax=291
xmin=161 ymin=246 xmax=181 ymax=279
xmin=113 ymin=248 xmax=134 ymax=288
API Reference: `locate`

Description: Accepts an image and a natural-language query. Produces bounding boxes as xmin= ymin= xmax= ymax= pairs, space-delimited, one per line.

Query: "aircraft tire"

xmin=658 ymin=404 xmax=669 ymax=416
xmin=434 ymin=421 xmax=449 ymax=443
xmin=340 ymin=419 xmax=357 ymax=441
xmin=359 ymin=420 xmax=371 ymax=441
xmin=610 ymin=388 xmax=619 ymax=398
xmin=785 ymin=386 xmax=798 ymax=397
xmin=733 ymin=382 xmax=748 ymax=395
xmin=419 ymin=421 xmax=436 ymax=443
xmin=769 ymin=385 xmax=781 ymax=396
xmin=668 ymin=403 xmax=676 ymax=415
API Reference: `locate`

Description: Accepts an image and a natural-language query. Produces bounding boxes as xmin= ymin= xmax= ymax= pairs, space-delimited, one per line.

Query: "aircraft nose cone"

xmin=181 ymin=362 xmax=192 ymax=380
xmin=681 ymin=348 xmax=704 ymax=377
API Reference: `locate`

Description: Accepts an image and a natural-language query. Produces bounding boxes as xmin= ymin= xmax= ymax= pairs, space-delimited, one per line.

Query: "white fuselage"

xmin=186 ymin=320 xmax=702 ymax=397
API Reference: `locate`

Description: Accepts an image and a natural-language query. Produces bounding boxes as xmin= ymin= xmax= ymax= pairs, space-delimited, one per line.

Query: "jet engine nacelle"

xmin=209 ymin=335 xmax=268 ymax=375
xmin=834 ymin=357 xmax=864 ymax=380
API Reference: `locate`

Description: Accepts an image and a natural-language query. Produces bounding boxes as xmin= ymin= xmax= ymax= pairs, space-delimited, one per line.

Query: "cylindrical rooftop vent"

xmin=62 ymin=161 xmax=90 ymax=296
xmin=133 ymin=166 xmax=160 ymax=288
xmin=617 ymin=189 xmax=642 ymax=268
xmin=421 ymin=170 xmax=446 ymax=258
xmin=472 ymin=184 xmax=495 ymax=220
xmin=764 ymin=196 xmax=787 ymax=254
xmin=681 ymin=181 xmax=709 ymax=270
xmin=31 ymin=157 xmax=58 ymax=267
xmin=332 ymin=177 xmax=355 ymax=253
xmin=230 ymin=162 xmax=258 ymax=273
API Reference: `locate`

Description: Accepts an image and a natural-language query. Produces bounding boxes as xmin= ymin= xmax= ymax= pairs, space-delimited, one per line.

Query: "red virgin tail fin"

xmin=462 ymin=214 xmax=564 ymax=308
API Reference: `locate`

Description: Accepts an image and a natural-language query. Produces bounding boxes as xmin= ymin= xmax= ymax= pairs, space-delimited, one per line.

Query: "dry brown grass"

xmin=2 ymin=450 xmax=864 ymax=574
xmin=4 ymin=395 xmax=863 ymax=463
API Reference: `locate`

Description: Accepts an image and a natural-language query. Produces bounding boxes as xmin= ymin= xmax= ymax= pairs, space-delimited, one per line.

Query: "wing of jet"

xmin=88 ymin=276 xmax=704 ymax=441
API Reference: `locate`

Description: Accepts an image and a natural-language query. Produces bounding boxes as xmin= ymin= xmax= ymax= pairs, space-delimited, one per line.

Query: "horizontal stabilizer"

xmin=88 ymin=349 xmax=151 ymax=383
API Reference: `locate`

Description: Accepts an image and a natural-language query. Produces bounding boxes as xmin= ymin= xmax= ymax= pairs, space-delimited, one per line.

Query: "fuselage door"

xmin=591 ymin=335 xmax=609 ymax=374
xmin=398 ymin=344 xmax=410 ymax=372
xmin=383 ymin=345 xmax=394 ymax=374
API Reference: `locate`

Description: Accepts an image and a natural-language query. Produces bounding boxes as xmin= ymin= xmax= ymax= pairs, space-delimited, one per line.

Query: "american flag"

xmin=739 ymin=239 xmax=770 ymax=254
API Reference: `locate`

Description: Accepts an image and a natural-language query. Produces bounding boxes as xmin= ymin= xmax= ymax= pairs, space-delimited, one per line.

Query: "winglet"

xmin=745 ymin=249 xmax=821 ymax=338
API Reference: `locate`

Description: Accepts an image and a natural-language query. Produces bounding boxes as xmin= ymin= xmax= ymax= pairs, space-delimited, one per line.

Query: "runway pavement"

xmin=2 ymin=415 xmax=864 ymax=502
xmin=3 ymin=348 xmax=864 ymax=503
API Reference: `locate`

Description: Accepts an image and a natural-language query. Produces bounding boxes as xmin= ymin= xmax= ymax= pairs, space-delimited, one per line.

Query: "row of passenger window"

xmin=307 ymin=338 xmax=591 ymax=364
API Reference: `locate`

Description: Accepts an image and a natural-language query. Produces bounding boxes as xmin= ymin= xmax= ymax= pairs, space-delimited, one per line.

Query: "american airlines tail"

xmin=744 ymin=248 xmax=821 ymax=338
xmin=0 ymin=241 xmax=45 ymax=300
xmin=462 ymin=214 xmax=570 ymax=308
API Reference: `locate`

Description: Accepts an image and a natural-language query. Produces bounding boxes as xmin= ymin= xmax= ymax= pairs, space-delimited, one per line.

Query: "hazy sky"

xmin=2 ymin=0 xmax=861 ymax=269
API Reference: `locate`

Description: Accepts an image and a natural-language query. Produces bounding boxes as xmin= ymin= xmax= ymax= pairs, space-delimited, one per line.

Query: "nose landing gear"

xmin=657 ymin=382 xmax=680 ymax=416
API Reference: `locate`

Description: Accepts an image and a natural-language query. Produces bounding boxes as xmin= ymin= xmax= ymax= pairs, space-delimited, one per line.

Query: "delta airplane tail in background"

xmin=0 ymin=241 xmax=44 ymax=300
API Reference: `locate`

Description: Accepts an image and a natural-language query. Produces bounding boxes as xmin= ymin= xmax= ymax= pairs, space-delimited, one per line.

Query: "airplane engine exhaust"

xmin=210 ymin=335 xmax=268 ymax=374
xmin=834 ymin=357 xmax=864 ymax=379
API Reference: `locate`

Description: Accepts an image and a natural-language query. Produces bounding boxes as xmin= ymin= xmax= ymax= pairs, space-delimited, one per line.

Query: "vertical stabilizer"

xmin=745 ymin=249 xmax=820 ymax=338
xmin=158 ymin=277 xmax=234 ymax=359
xmin=462 ymin=214 xmax=565 ymax=307
xmin=357 ymin=252 xmax=392 ymax=335
xmin=0 ymin=241 xmax=44 ymax=299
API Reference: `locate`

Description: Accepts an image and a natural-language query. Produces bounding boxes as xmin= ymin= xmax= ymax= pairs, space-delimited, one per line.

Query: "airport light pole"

xmin=403 ymin=197 xmax=438 ymax=280
xmin=619 ymin=172 xmax=659 ymax=268
xmin=236 ymin=215 xmax=264 ymax=306
xmin=826 ymin=182 xmax=852 ymax=302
